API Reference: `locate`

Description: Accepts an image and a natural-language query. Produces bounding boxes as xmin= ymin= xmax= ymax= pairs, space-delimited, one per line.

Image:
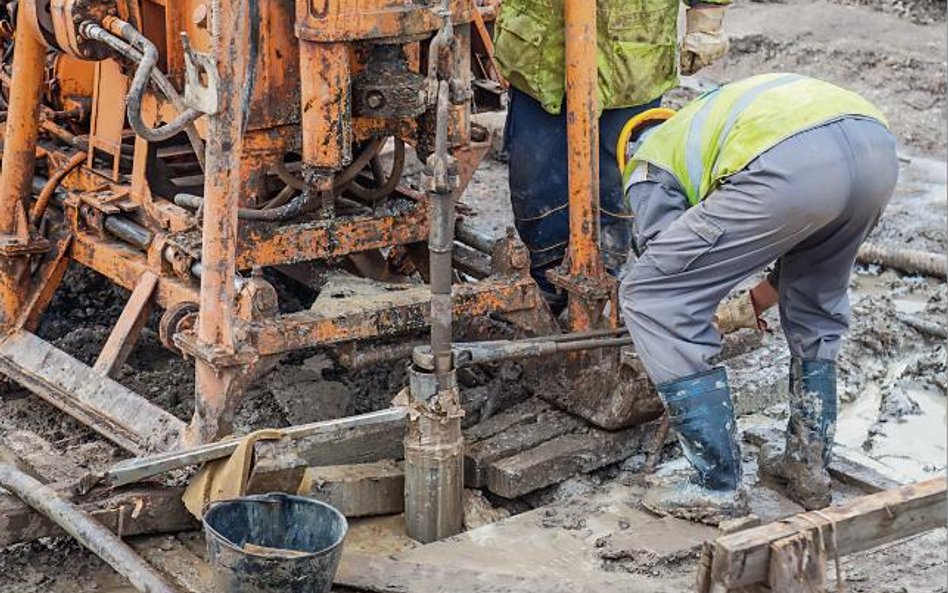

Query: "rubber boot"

xmin=642 ymin=367 xmax=748 ymax=526
xmin=759 ymin=358 xmax=837 ymax=510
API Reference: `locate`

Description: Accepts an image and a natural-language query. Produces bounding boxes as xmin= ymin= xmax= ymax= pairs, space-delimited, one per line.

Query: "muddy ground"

xmin=0 ymin=0 xmax=945 ymax=590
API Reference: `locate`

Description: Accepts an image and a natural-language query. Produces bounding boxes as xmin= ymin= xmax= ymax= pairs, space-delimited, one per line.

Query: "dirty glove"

xmin=680 ymin=5 xmax=729 ymax=75
xmin=713 ymin=290 xmax=765 ymax=334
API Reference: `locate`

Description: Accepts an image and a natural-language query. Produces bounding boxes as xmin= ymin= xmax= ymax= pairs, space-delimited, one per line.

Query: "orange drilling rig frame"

xmin=0 ymin=0 xmax=660 ymax=533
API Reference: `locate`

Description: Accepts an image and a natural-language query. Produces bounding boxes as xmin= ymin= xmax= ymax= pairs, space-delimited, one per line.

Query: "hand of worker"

xmin=680 ymin=5 xmax=729 ymax=76
xmin=713 ymin=290 xmax=766 ymax=334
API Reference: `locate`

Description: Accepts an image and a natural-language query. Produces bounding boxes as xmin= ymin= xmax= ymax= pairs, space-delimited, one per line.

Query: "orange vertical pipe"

xmin=187 ymin=0 xmax=249 ymax=444
xmin=300 ymin=41 xmax=350 ymax=190
xmin=564 ymin=0 xmax=603 ymax=329
xmin=0 ymin=14 xmax=46 ymax=326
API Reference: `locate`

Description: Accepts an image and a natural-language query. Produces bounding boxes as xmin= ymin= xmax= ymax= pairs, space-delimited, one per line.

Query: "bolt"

xmin=366 ymin=91 xmax=385 ymax=110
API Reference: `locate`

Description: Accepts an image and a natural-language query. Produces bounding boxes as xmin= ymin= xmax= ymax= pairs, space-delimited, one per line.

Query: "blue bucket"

xmin=203 ymin=493 xmax=348 ymax=593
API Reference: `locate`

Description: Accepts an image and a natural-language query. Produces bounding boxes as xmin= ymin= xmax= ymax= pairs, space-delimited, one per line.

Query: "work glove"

xmin=713 ymin=290 xmax=766 ymax=335
xmin=680 ymin=5 xmax=729 ymax=75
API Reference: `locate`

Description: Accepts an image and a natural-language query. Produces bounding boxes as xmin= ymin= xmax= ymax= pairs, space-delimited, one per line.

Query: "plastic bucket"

xmin=203 ymin=493 xmax=348 ymax=593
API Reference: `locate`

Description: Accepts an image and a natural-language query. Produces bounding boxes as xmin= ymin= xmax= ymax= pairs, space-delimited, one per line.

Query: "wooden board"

xmin=487 ymin=426 xmax=644 ymax=498
xmin=464 ymin=408 xmax=582 ymax=488
xmin=0 ymin=330 xmax=185 ymax=454
xmin=0 ymin=484 xmax=196 ymax=547
xmin=298 ymin=460 xmax=405 ymax=517
xmin=708 ymin=478 xmax=947 ymax=589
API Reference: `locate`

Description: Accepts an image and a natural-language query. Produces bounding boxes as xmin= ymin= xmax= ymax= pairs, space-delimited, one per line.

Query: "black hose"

xmin=347 ymin=138 xmax=406 ymax=203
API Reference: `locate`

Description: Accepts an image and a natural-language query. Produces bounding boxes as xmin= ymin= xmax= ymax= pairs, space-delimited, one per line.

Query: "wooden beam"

xmin=487 ymin=426 xmax=644 ymax=498
xmin=465 ymin=408 xmax=582 ymax=488
xmin=0 ymin=482 xmax=196 ymax=547
xmin=709 ymin=478 xmax=947 ymax=589
xmin=298 ymin=460 xmax=405 ymax=517
xmin=94 ymin=270 xmax=158 ymax=378
xmin=0 ymin=330 xmax=185 ymax=454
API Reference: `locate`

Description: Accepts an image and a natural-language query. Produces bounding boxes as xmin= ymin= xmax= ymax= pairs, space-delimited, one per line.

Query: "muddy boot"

xmin=642 ymin=367 xmax=748 ymax=526
xmin=759 ymin=358 xmax=837 ymax=510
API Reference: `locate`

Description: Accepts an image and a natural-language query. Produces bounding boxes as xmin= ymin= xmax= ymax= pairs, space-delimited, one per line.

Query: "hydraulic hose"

xmin=347 ymin=138 xmax=406 ymax=204
xmin=79 ymin=21 xmax=205 ymax=162
xmin=29 ymin=150 xmax=86 ymax=226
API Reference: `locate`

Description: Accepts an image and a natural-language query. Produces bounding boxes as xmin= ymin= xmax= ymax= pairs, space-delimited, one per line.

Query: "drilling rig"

xmin=0 ymin=0 xmax=660 ymax=543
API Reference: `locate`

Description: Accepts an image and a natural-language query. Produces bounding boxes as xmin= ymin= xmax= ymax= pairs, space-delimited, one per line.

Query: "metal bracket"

xmin=172 ymin=330 xmax=258 ymax=368
xmin=181 ymin=33 xmax=219 ymax=115
xmin=545 ymin=266 xmax=616 ymax=302
xmin=0 ymin=234 xmax=51 ymax=257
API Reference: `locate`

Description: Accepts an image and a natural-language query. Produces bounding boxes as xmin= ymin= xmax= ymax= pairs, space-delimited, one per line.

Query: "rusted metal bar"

xmin=187 ymin=0 xmax=251 ymax=445
xmin=243 ymin=276 xmax=540 ymax=356
xmin=0 ymin=331 xmax=184 ymax=454
xmin=93 ymin=271 xmax=158 ymax=378
xmin=412 ymin=334 xmax=634 ymax=369
xmin=0 ymin=11 xmax=46 ymax=327
xmin=0 ymin=463 xmax=179 ymax=593
xmin=562 ymin=0 xmax=604 ymax=330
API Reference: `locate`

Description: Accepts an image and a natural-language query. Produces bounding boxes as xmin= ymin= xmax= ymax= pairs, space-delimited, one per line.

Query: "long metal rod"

xmin=100 ymin=408 xmax=407 ymax=489
xmin=0 ymin=463 xmax=179 ymax=593
xmin=0 ymin=13 xmax=46 ymax=326
xmin=186 ymin=0 xmax=250 ymax=445
xmin=563 ymin=0 xmax=603 ymax=330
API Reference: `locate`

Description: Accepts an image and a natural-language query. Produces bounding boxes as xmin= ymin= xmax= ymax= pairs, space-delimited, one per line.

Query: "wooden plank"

xmin=335 ymin=554 xmax=645 ymax=593
xmin=710 ymin=478 xmax=947 ymax=589
xmin=487 ymin=426 xmax=644 ymax=498
xmin=249 ymin=415 xmax=406 ymax=492
xmin=94 ymin=271 xmax=158 ymax=378
xmin=767 ymin=532 xmax=825 ymax=593
xmin=0 ymin=330 xmax=185 ymax=454
xmin=465 ymin=409 xmax=582 ymax=488
xmin=464 ymin=398 xmax=550 ymax=443
xmin=0 ymin=484 xmax=196 ymax=547
xmin=298 ymin=460 xmax=405 ymax=517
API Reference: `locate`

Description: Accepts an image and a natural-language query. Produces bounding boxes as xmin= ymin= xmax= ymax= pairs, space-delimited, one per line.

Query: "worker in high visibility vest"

xmin=617 ymin=73 xmax=898 ymax=523
xmin=493 ymin=0 xmax=730 ymax=310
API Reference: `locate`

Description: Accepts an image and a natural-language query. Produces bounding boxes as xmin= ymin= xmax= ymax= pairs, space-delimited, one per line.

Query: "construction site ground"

xmin=0 ymin=0 xmax=945 ymax=590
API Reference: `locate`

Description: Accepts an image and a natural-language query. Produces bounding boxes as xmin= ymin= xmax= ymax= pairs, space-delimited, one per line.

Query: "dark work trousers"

xmin=620 ymin=117 xmax=899 ymax=385
xmin=504 ymin=86 xmax=661 ymax=293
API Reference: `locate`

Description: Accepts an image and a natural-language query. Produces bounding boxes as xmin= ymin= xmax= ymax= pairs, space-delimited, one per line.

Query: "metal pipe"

xmin=563 ymin=0 xmax=603 ymax=329
xmin=186 ymin=0 xmax=251 ymax=446
xmin=80 ymin=21 xmax=205 ymax=168
xmin=429 ymin=81 xmax=455 ymax=385
xmin=454 ymin=219 xmax=495 ymax=254
xmin=29 ymin=151 xmax=86 ymax=226
xmin=0 ymin=13 xmax=46 ymax=326
xmin=0 ymin=463 xmax=179 ymax=593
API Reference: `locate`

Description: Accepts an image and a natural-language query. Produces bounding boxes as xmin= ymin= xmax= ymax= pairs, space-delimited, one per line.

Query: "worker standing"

xmin=617 ymin=74 xmax=898 ymax=524
xmin=493 ymin=0 xmax=731 ymax=310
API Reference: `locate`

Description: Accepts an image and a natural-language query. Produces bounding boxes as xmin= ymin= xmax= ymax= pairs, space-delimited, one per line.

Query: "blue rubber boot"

xmin=760 ymin=359 xmax=837 ymax=509
xmin=642 ymin=367 xmax=747 ymax=525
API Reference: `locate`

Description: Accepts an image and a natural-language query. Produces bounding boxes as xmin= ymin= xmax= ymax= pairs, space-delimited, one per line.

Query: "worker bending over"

xmin=493 ymin=0 xmax=730 ymax=310
xmin=618 ymin=73 xmax=898 ymax=523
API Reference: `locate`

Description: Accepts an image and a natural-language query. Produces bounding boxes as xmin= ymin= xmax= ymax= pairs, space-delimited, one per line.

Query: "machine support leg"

xmin=563 ymin=0 xmax=605 ymax=331
xmin=186 ymin=0 xmax=250 ymax=445
xmin=0 ymin=16 xmax=46 ymax=327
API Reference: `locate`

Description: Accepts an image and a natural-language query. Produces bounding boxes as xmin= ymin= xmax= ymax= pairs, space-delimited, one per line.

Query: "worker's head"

xmin=616 ymin=108 xmax=676 ymax=173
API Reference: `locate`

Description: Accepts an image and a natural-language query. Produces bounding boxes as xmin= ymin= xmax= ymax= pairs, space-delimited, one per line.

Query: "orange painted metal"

xmin=562 ymin=0 xmax=607 ymax=331
xmin=0 ymin=14 xmax=46 ymax=326
xmin=300 ymin=41 xmax=351 ymax=188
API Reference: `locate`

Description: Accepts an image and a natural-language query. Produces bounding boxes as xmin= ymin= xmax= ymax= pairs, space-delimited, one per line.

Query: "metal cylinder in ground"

xmin=404 ymin=367 xmax=464 ymax=543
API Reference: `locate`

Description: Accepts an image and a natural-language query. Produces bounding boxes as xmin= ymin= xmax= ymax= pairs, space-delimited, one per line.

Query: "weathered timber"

xmin=249 ymin=412 xmax=407 ymax=492
xmin=93 ymin=270 xmax=157 ymax=378
xmin=464 ymin=409 xmax=583 ymax=488
xmin=0 ymin=330 xmax=184 ymax=454
xmin=463 ymin=397 xmax=551 ymax=443
xmin=487 ymin=426 xmax=643 ymax=498
xmin=767 ymin=531 xmax=825 ymax=593
xmin=298 ymin=460 xmax=405 ymax=517
xmin=103 ymin=408 xmax=406 ymax=488
xmin=0 ymin=483 xmax=196 ymax=547
xmin=709 ymin=478 xmax=947 ymax=589
xmin=335 ymin=554 xmax=642 ymax=593
xmin=744 ymin=425 xmax=903 ymax=494
xmin=0 ymin=464 xmax=179 ymax=593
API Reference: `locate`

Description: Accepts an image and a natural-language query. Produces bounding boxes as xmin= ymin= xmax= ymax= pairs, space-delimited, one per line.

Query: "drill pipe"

xmin=0 ymin=463 xmax=178 ymax=593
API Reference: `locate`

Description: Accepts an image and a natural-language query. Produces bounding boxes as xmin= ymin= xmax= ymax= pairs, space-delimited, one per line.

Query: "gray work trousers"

xmin=620 ymin=118 xmax=899 ymax=385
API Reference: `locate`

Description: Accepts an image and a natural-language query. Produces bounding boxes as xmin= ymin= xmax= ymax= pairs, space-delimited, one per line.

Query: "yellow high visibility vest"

xmin=629 ymin=74 xmax=888 ymax=204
